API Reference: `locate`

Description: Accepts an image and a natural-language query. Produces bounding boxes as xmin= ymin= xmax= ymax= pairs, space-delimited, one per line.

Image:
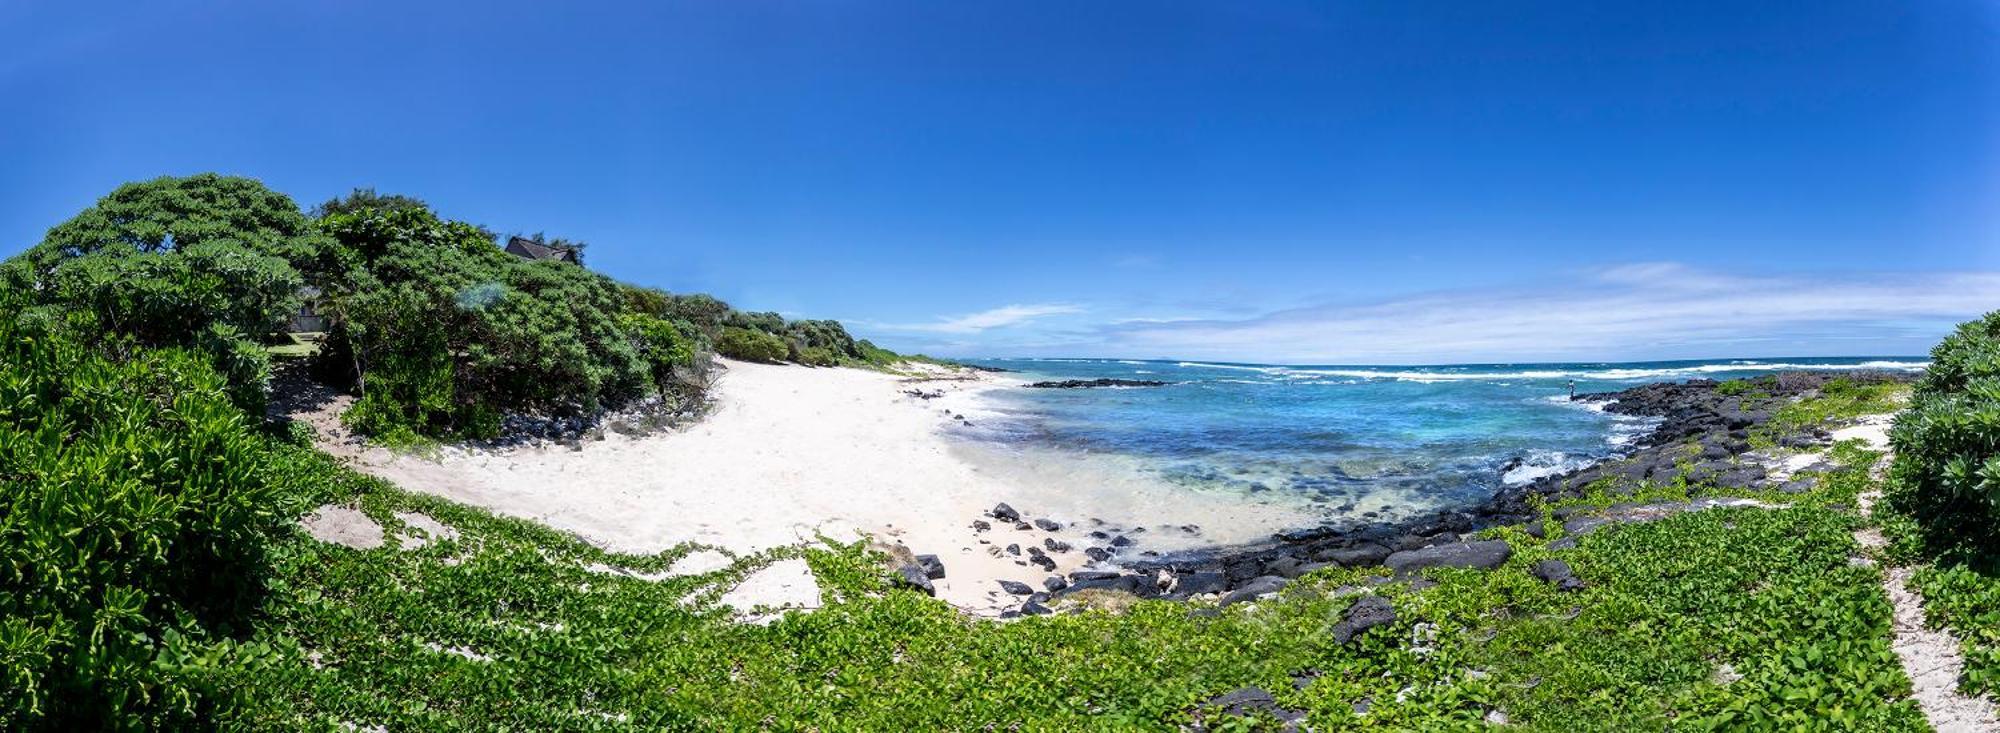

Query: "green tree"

xmin=308 ymin=187 xmax=429 ymax=219
xmin=0 ymin=174 xmax=327 ymax=410
xmin=320 ymin=206 xmax=651 ymax=441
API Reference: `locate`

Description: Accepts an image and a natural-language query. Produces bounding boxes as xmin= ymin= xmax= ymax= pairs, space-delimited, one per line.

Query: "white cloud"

xmin=874 ymin=303 xmax=1084 ymax=334
xmin=1084 ymin=265 xmax=2000 ymax=364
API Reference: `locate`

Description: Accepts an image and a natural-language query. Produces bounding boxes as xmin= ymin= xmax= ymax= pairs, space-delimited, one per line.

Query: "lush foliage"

xmin=215 ymin=438 xmax=1924 ymax=730
xmin=317 ymin=206 xmax=656 ymax=442
xmin=1882 ymin=310 xmax=2000 ymax=558
xmin=1876 ymin=310 xmax=2000 ymax=704
xmin=0 ymin=174 xmax=328 ymax=411
xmin=308 ymin=187 xmax=430 ymax=219
xmin=0 ymin=297 xmax=300 ymax=730
xmin=623 ymin=285 xmax=886 ymax=367
xmin=713 ymin=326 xmax=789 ymax=363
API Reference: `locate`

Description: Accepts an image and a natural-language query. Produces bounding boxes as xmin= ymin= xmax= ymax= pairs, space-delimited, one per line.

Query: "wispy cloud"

xmin=873 ymin=303 xmax=1085 ymax=334
xmin=1079 ymin=264 xmax=2000 ymax=363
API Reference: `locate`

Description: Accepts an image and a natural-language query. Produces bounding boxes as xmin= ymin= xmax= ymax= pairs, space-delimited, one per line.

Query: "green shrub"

xmin=0 ymin=295 xmax=297 ymax=729
xmin=792 ymin=346 xmax=840 ymax=367
xmin=0 ymin=174 xmax=326 ymax=412
xmin=716 ymin=327 xmax=788 ymax=363
xmin=620 ymin=312 xmax=698 ymax=394
xmin=316 ymin=206 xmax=650 ymax=440
xmin=1883 ymin=310 xmax=2000 ymax=560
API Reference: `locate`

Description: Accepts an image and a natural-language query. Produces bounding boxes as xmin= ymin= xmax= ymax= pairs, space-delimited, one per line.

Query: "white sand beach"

xmin=302 ymin=359 xmax=1319 ymax=615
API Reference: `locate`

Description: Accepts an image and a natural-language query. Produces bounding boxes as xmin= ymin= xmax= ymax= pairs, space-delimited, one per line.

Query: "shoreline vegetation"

xmin=3 ymin=174 xmax=1998 ymax=729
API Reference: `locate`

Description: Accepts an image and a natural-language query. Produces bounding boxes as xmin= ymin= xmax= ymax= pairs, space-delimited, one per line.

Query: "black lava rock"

xmin=1383 ymin=540 xmax=1513 ymax=575
xmin=1331 ymin=596 xmax=1396 ymax=644
xmin=1173 ymin=572 xmax=1230 ymax=596
xmin=915 ymin=554 xmax=946 ymax=580
xmin=1201 ymin=687 xmax=1306 ymax=727
xmin=1531 ymin=559 xmax=1585 ymax=592
xmin=892 ymin=564 xmax=934 ymax=596
xmin=1219 ymin=576 xmax=1290 ymax=606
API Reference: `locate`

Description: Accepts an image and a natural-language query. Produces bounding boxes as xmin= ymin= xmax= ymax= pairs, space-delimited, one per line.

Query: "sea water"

xmin=955 ymin=357 xmax=1925 ymax=524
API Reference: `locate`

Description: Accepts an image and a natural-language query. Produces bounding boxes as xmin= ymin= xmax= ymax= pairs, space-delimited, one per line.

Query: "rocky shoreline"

xmin=941 ymin=370 xmax=1914 ymax=618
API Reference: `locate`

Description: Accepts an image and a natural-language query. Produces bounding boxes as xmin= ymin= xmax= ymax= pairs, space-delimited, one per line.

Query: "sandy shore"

xmin=300 ymin=359 xmax=1317 ymax=615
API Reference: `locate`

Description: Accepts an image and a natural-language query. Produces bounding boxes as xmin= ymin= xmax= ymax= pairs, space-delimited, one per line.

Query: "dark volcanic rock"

xmin=1384 ymin=540 xmax=1513 ymax=575
xmin=1043 ymin=537 xmax=1072 ymax=553
xmin=1531 ymin=559 xmax=1585 ymax=592
xmin=1219 ymin=575 xmax=1290 ymax=606
xmin=1084 ymin=547 xmax=1111 ymax=562
xmin=915 ymin=554 xmax=946 ymax=580
xmin=1062 ymin=575 xmax=1146 ymax=596
xmin=1174 ymin=572 xmax=1230 ymax=596
xmin=1778 ymin=477 xmax=1818 ymax=494
xmin=1331 ymin=596 xmax=1397 ymax=644
xmin=1043 ymin=576 xmax=1068 ymax=592
xmin=892 ymin=564 xmax=935 ymax=596
xmin=997 ymin=579 xmax=1035 ymax=596
xmin=1070 ymin=570 xmax=1122 ymax=582
xmin=990 ymin=503 xmax=1020 ymax=522
xmin=1201 ymin=687 xmax=1306 ymax=728
xmin=1026 ymin=378 xmax=1170 ymax=389
xmin=1029 ymin=554 xmax=1057 ymax=572
xmin=1033 ymin=518 xmax=1063 ymax=531
xmin=1317 ymin=542 xmax=1393 ymax=567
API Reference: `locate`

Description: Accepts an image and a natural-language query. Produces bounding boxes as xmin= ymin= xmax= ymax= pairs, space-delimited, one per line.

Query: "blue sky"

xmin=2 ymin=1 xmax=1996 ymax=363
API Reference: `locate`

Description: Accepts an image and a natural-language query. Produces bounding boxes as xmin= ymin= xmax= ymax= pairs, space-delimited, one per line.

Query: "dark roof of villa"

xmin=504 ymin=236 xmax=579 ymax=264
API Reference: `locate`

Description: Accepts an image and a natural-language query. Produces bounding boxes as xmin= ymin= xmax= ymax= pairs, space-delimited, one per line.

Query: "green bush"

xmin=0 ymin=294 xmax=296 ymax=729
xmin=792 ymin=346 xmax=840 ymax=367
xmin=1883 ymin=310 xmax=2000 ymax=559
xmin=316 ymin=206 xmax=651 ymax=440
xmin=0 ymin=174 xmax=325 ymax=412
xmin=620 ymin=312 xmax=699 ymax=394
xmin=716 ymin=326 xmax=788 ymax=363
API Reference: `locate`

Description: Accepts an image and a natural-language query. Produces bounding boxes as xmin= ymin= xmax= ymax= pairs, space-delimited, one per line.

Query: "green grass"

xmin=1749 ymin=379 xmax=1909 ymax=449
xmin=219 ymin=440 xmax=1926 ymax=730
xmin=267 ymin=332 xmax=325 ymax=358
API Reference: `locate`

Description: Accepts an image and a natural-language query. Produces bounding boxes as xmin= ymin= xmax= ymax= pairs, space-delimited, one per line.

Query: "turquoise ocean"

xmin=955 ymin=357 xmax=1926 ymax=520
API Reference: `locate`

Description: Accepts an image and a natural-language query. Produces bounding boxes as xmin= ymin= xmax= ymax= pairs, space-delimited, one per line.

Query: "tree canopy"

xmin=0 ymin=174 xmax=327 ymax=410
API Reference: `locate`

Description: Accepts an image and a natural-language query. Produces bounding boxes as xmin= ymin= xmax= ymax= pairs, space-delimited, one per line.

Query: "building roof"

xmin=504 ymin=236 xmax=579 ymax=264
